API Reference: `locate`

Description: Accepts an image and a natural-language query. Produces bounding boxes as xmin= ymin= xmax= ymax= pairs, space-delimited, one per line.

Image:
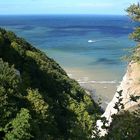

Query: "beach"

xmin=65 ymin=67 xmax=121 ymax=108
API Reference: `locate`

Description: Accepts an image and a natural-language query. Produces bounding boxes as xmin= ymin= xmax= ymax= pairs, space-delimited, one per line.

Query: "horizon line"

xmin=0 ymin=13 xmax=127 ymax=16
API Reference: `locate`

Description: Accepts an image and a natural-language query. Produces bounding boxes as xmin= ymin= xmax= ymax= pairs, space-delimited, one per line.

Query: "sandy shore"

xmin=64 ymin=67 xmax=120 ymax=109
xmin=80 ymin=83 xmax=118 ymax=109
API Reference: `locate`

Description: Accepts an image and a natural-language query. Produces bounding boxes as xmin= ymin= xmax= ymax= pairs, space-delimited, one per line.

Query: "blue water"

xmin=0 ymin=15 xmax=136 ymax=96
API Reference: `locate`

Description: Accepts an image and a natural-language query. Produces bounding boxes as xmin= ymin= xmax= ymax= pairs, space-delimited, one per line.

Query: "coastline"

xmin=65 ymin=67 xmax=120 ymax=109
xmin=0 ymin=15 xmax=133 ymax=110
xmin=79 ymin=83 xmax=118 ymax=109
xmin=96 ymin=61 xmax=140 ymax=136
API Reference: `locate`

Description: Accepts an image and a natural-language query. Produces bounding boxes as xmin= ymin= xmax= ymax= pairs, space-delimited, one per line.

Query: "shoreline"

xmin=65 ymin=67 xmax=120 ymax=109
xmin=79 ymin=82 xmax=118 ymax=109
xmin=66 ymin=70 xmax=120 ymax=110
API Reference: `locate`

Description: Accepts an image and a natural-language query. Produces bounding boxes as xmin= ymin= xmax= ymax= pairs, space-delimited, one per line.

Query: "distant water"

xmin=0 ymin=15 xmax=136 ymax=107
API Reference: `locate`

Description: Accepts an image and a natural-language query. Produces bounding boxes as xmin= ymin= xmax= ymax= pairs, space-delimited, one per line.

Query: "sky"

xmin=0 ymin=0 xmax=139 ymax=15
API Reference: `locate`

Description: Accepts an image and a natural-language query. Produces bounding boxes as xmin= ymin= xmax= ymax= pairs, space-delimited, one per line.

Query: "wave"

xmin=67 ymin=73 xmax=72 ymax=77
xmin=88 ymin=38 xmax=112 ymax=43
xmin=68 ymin=74 xmax=119 ymax=84
xmin=91 ymin=80 xmax=117 ymax=84
xmin=67 ymin=73 xmax=119 ymax=85
xmin=88 ymin=40 xmax=97 ymax=43
xmin=79 ymin=80 xmax=118 ymax=84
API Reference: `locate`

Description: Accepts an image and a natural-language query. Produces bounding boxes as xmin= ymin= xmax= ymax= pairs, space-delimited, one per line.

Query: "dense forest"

xmin=0 ymin=28 xmax=100 ymax=139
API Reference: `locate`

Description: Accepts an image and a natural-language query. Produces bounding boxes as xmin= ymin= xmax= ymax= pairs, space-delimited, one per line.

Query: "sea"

xmin=0 ymin=15 xmax=137 ymax=108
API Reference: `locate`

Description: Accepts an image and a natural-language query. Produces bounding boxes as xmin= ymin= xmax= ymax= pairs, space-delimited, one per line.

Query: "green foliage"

xmin=27 ymin=89 xmax=49 ymax=120
xmin=0 ymin=34 xmax=4 ymax=45
xmin=126 ymin=3 xmax=140 ymax=21
xmin=130 ymin=27 xmax=140 ymax=42
xmin=5 ymin=31 xmax=16 ymax=41
xmin=0 ymin=28 xmax=100 ymax=139
xmin=0 ymin=59 xmax=20 ymax=128
xmin=11 ymin=41 xmax=25 ymax=56
xmin=130 ymin=95 xmax=140 ymax=102
xmin=102 ymin=90 xmax=140 ymax=140
xmin=92 ymin=94 xmax=140 ymax=140
xmin=125 ymin=3 xmax=140 ymax=62
xmin=4 ymin=108 xmax=32 ymax=140
xmin=113 ymin=90 xmax=124 ymax=112
xmin=106 ymin=109 xmax=140 ymax=140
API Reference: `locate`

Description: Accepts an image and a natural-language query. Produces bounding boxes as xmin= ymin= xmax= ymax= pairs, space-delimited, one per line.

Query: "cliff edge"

xmin=97 ymin=60 xmax=140 ymax=136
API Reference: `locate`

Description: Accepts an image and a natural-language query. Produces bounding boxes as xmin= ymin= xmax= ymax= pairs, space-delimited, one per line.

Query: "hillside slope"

xmin=0 ymin=28 xmax=100 ymax=140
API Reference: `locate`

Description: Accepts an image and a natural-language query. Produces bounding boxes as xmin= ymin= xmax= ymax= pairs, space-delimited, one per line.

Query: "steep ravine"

xmin=97 ymin=60 xmax=140 ymax=136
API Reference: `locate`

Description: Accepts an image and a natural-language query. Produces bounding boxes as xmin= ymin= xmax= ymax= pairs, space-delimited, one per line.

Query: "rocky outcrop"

xmin=96 ymin=61 xmax=140 ymax=136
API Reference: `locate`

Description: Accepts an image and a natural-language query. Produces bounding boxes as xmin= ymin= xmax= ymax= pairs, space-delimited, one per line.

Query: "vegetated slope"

xmin=0 ymin=28 xmax=100 ymax=140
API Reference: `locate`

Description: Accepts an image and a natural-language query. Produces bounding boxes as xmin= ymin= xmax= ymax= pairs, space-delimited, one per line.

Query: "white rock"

xmin=96 ymin=61 xmax=140 ymax=136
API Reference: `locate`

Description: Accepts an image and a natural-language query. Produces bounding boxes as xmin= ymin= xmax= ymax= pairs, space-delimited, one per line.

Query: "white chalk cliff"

xmin=96 ymin=60 xmax=140 ymax=136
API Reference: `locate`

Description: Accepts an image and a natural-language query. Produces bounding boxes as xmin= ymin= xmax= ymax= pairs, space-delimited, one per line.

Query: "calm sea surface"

xmin=0 ymin=15 xmax=136 ymax=107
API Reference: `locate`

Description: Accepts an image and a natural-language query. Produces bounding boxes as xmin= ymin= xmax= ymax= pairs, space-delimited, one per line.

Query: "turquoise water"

xmin=0 ymin=15 xmax=136 ymax=105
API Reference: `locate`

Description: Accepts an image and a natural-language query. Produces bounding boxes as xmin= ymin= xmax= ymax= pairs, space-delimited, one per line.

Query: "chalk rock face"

xmin=97 ymin=61 xmax=140 ymax=136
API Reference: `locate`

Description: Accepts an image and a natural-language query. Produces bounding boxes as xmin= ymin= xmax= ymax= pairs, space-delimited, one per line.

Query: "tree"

xmin=4 ymin=108 xmax=32 ymax=140
xmin=127 ymin=3 xmax=140 ymax=22
xmin=0 ymin=59 xmax=20 ymax=128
